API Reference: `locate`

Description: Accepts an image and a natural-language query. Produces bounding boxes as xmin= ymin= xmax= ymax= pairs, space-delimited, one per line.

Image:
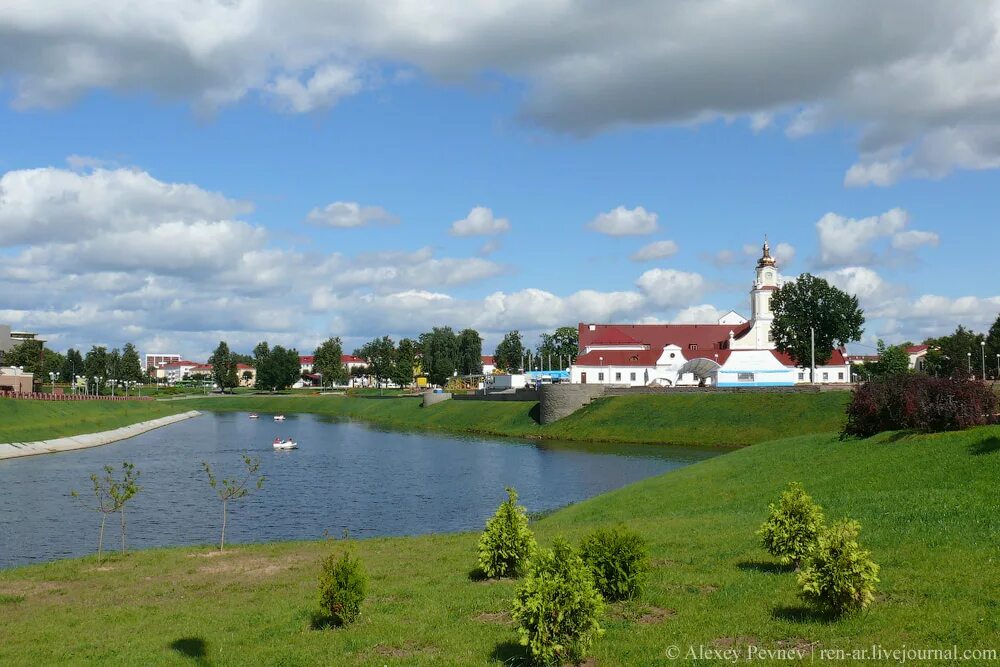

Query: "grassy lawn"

xmin=1 ymin=425 xmax=997 ymax=665
xmin=0 ymin=399 xmax=189 ymax=443
xmin=179 ymin=392 xmax=850 ymax=447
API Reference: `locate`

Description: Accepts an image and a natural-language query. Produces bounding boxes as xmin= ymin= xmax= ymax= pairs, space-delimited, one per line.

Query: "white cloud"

xmin=635 ymin=268 xmax=706 ymax=308
xmin=816 ymin=208 xmax=937 ymax=267
xmin=630 ymin=240 xmax=678 ymax=262
xmin=773 ymin=242 xmax=796 ymax=265
xmin=449 ymin=206 xmax=510 ymax=236
xmin=588 ymin=206 xmax=658 ymax=236
xmin=672 ymin=304 xmax=724 ymax=324
xmin=3 ymin=3 xmax=1000 ymax=183
xmin=820 ymin=266 xmax=897 ymax=305
xmin=306 ymin=201 xmax=398 ymax=228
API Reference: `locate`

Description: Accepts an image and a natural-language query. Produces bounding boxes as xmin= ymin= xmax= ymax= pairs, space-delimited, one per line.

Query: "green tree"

xmin=358 ymin=336 xmax=397 ymax=391
xmin=986 ymin=314 xmax=1000 ymax=379
xmin=202 ymin=455 xmax=265 ymax=551
xmin=62 ymin=348 xmax=84 ymax=383
xmin=420 ymin=327 xmax=459 ymax=385
xmin=71 ymin=461 xmax=141 ymax=561
xmin=253 ymin=341 xmax=272 ymax=390
xmin=537 ymin=326 xmax=579 ymax=369
xmin=120 ymin=343 xmax=143 ymax=383
xmin=268 ymin=345 xmax=302 ymax=390
xmin=924 ymin=326 xmax=985 ymax=378
xmin=84 ymin=346 xmax=109 ymax=391
xmin=391 ymin=338 xmax=418 ymax=388
xmin=208 ymin=340 xmax=239 ymax=392
xmin=40 ymin=349 xmax=65 ymax=384
xmin=868 ymin=340 xmax=910 ymax=378
xmin=313 ymin=337 xmax=348 ymax=387
xmin=770 ymin=273 xmax=865 ymax=370
xmin=494 ymin=330 xmax=524 ymax=373
xmin=107 ymin=348 xmax=122 ymax=385
xmin=2 ymin=339 xmax=45 ymax=374
xmin=456 ymin=328 xmax=483 ymax=375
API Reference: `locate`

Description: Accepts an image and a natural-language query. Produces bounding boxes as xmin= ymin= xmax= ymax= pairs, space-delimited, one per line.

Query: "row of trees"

xmin=0 ymin=340 xmax=144 ymax=391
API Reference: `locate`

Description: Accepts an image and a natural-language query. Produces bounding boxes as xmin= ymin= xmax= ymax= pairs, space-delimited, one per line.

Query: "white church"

xmin=570 ymin=240 xmax=851 ymax=387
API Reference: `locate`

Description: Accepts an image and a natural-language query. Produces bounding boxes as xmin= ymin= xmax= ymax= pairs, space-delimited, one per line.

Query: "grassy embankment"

xmin=1 ymin=392 xmax=849 ymax=447
xmin=0 ymin=399 xmax=189 ymax=443
xmin=180 ymin=392 xmax=851 ymax=447
xmin=1 ymin=424 xmax=997 ymax=665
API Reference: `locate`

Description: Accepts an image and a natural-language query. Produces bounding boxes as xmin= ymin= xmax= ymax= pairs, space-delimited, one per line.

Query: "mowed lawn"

xmin=0 ymin=399 xmax=189 ymax=443
xmin=2 ymin=425 xmax=997 ymax=665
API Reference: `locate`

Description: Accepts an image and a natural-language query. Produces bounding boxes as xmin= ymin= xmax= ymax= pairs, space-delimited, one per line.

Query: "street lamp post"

xmin=967 ymin=352 xmax=972 ymax=378
xmin=981 ymin=341 xmax=987 ymax=382
xmin=599 ymin=356 xmax=604 ymax=384
xmin=49 ymin=372 xmax=56 ymax=393
xmin=996 ymin=353 xmax=1000 ymax=380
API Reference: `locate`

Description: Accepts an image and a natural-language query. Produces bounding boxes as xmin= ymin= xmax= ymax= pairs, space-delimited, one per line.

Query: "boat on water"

xmin=273 ymin=415 xmax=286 ymax=421
xmin=273 ymin=437 xmax=297 ymax=450
xmin=249 ymin=413 xmax=259 ymax=419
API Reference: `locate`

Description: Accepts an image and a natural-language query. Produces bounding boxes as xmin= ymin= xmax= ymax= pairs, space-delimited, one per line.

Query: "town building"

xmin=481 ymin=355 xmax=496 ymax=374
xmin=0 ymin=325 xmax=43 ymax=356
xmin=145 ymin=353 xmax=181 ymax=371
xmin=570 ymin=240 xmax=851 ymax=387
xmin=0 ymin=366 xmax=33 ymax=393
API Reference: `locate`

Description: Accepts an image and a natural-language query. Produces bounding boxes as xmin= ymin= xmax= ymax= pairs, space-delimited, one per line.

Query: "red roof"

xmin=579 ymin=322 xmax=752 ymax=353
xmin=771 ymin=349 xmax=847 ymax=367
xmin=575 ymin=349 xmax=662 ymax=366
xmin=906 ymin=345 xmax=929 ymax=354
xmin=481 ymin=355 xmax=495 ymax=364
xmin=236 ymin=363 xmax=254 ymax=370
xmin=299 ymin=355 xmax=315 ymax=364
xmin=341 ymin=354 xmax=364 ymax=364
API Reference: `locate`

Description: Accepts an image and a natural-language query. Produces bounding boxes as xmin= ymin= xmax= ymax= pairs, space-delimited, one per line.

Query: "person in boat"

xmin=274 ymin=437 xmax=280 ymax=444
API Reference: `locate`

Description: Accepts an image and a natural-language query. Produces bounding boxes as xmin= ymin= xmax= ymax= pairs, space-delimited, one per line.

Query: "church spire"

xmin=757 ymin=235 xmax=777 ymax=268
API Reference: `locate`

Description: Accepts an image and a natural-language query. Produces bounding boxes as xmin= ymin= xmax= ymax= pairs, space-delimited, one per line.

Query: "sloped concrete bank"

xmin=0 ymin=411 xmax=201 ymax=460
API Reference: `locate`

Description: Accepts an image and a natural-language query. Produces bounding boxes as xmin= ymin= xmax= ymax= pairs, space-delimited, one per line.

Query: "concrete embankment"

xmin=0 ymin=410 xmax=201 ymax=460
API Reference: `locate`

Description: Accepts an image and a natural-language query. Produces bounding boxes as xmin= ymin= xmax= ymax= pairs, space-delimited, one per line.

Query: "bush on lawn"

xmin=843 ymin=374 xmax=997 ymax=438
xmin=758 ymin=482 xmax=825 ymax=568
xmin=798 ymin=519 xmax=880 ymax=615
xmin=579 ymin=525 xmax=649 ymax=601
xmin=318 ymin=550 xmax=368 ymax=626
xmin=478 ymin=487 xmax=536 ymax=578
xmin=512 ymin=538 xmax=605 ymax=666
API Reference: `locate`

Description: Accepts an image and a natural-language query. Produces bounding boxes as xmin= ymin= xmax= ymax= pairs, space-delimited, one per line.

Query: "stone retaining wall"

xmin=452 ymin=389 xmax=540 ymax=402
xmin=539 ymin=384 xmax=607 ymax=424
xmin=421 ymin=392 xmax=452 ymax=407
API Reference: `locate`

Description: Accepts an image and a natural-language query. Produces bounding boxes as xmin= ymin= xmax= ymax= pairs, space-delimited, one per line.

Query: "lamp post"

xmin=996 ymin=353 xmax=999 ymax=380
xmin=967 ymin=352 xmax=972 ymax=378
xmin=49 ymin=372 xmax=57 ymax=393
xmin=599 ymin=356 xmax=604 ymax=384
xmin=981 ymin=341 xmax=987 ymax=382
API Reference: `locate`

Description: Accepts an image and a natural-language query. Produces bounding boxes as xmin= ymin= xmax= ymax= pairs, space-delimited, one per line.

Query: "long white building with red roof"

xmin=570 ymin=241 xmax=851 ymax=388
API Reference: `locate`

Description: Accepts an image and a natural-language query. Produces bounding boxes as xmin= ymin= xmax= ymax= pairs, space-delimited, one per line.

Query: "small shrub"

xmin=579 ymin=525 xmax=649 ymax=601
xmin=843 ymin=374 xmax=997 ymax=438
xmin=512 ymin=538 xmax=606 ymax=666
xmin=318 ymin=551 xmax=368 ymax=626
xmin=758 ymin=482 xmax=824 ymax=568
xmin=798 ymin=519 xmax=880 ymax=615
xmin=477 ymin=487 xmax=536 ymax=578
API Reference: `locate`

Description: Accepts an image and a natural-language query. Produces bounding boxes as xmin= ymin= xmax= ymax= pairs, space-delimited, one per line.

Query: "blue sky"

xmin=1 ymin=2 xmax=998 ymax=359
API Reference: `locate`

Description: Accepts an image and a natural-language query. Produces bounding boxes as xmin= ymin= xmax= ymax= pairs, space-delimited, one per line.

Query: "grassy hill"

xmin=2 ymin=425 xmax=997 ymax=665
xmin=0 ymin=399 xmax=189 ymax=443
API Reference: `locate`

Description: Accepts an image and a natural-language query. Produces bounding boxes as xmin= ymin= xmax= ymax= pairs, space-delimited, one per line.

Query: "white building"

xmin=570 ymin=240 xmax=851 ymax=387
xmin=481 ymin=355 xmax=496 ymax=374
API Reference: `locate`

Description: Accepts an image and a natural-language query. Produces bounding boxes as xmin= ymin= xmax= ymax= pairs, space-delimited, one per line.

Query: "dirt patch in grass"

xmin=650 ymin=558 xmax=679 ymax=568
xmin=638 ymin=606 xmax=676 ymax=624
xmin=372 ymin=641 xmax=437 ymax=659
xmin=474 ymin=611 xmax=513 ymax=624
xmin=668 ymin=582 xmax=720 ymax=596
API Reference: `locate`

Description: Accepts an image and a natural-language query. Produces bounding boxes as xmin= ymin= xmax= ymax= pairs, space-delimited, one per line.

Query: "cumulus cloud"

xmin=630 ymin=240 xmax=678 ymax=262
xmin=449 ymin=206 xmax=510 ymax=236
xmin=672 ymin=304 xmax=725 ymax=324
xmin=588 ymin=206 xmax=658 ymax=236
xmin=635 ymin=268 xmax=706 ymax=308
xmin=3 ymin=3 xmax=1000 ymax=183
xmin=306 ymin=201 xmax=398 ymax=228
xmin=816 ymin=208 xmax=938 ymax=267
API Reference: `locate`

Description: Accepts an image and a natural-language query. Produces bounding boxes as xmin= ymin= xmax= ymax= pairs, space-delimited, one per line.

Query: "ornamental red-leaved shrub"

xmin=843 ymin=374 xmax=997 ymax=438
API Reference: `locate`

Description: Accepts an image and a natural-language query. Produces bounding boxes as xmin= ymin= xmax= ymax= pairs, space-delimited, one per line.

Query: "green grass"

xmin=178 ymin=392 xmax=850 ymax=447
xmin=0 ymin=399 xmax=189 ymax=443
xmin=2 ymin=425 xmax=998 ymax=665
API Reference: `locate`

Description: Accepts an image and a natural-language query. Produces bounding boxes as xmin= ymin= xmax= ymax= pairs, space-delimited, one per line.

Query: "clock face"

xmin=764 ymin=271 xmax=773 ymax=281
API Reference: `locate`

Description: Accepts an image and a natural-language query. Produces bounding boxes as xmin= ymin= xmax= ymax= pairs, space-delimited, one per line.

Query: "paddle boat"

xmin=273 ymin=437 xmax=298 ymax=450
xmin=273 ymin=414 xmax=286 ymax=422
xmin=249 ymin=413 xmax=259 ymax=419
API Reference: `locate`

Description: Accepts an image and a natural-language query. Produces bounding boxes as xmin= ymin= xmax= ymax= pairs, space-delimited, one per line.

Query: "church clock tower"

xmin=730 ymin=237 xmax=781 ymax=351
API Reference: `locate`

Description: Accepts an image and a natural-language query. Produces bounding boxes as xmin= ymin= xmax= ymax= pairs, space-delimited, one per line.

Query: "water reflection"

xmin=0 ymin=412 xmax=724 ymax=568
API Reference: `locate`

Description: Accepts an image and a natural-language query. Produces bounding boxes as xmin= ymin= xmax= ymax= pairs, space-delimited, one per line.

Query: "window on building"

xmin=798 ymin=372 xmax=805 ymax=381
xmin=737 ymin=372 xmax=754 ymax=382
xmin=688 ymin=344 xmax=698 ymax=350
xmin=615 ymin=372 xmax=621 ymax=381
xmin=630 ymin=372 xmax=636 ymax=381
xmin=598 ymin=372 xmax=604 ymax=381
xmin=838 ymin=372 xmax=844 ymax=380
xmin=822 ymin=372 xmax=829 ymax=381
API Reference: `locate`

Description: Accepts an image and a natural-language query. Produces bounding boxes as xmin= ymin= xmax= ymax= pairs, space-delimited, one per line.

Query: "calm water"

xmin=0 ymin=412 xmax=722 ymax=568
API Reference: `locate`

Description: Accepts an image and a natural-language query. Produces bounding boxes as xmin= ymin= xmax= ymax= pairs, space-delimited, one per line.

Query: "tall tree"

xmin=209 ymin=341 xmax=239 ymax=392
xmin=84 ymin=346 xmax=109 ymax=390
xmin=494 ymin=331 xmax=525 ymax=373
xmin=313 ymin=337 xmax=348 ymax=387
xmin=537 ymin=326 xmax=579 ymax=369
xmin=391 ymin=338 xmax=418 ymax=388
xmin=252 ymin=341 xmax=272 ymax=390
xmin=924 ymin=325 xmax=986 ymax=378
xmin=62 ymin=348 xmax=84 ymax=383
xmin=120 ymin=343 xmax=144 ymax=383
xmin=986 ymin=313 xmax=1000 ymax=379
xmin=358 ymin=336 xmax=397 ymax=391
xmin=107 ymin=348 xmax=122 ymax=384
xmin=420 ymin=327 xmax=459 ymax=385
xmin=2 ymin=339 xmax=45 ymax=374
xmin=258 ymin=345 xmax=301 ymax=391
xmin=770 ymin=273 xmax=864 ymax=369
xmin=864 ymin=340 xmax=910 ymax=378
xmin=456 ymin=328 xmax=484 ymax=375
